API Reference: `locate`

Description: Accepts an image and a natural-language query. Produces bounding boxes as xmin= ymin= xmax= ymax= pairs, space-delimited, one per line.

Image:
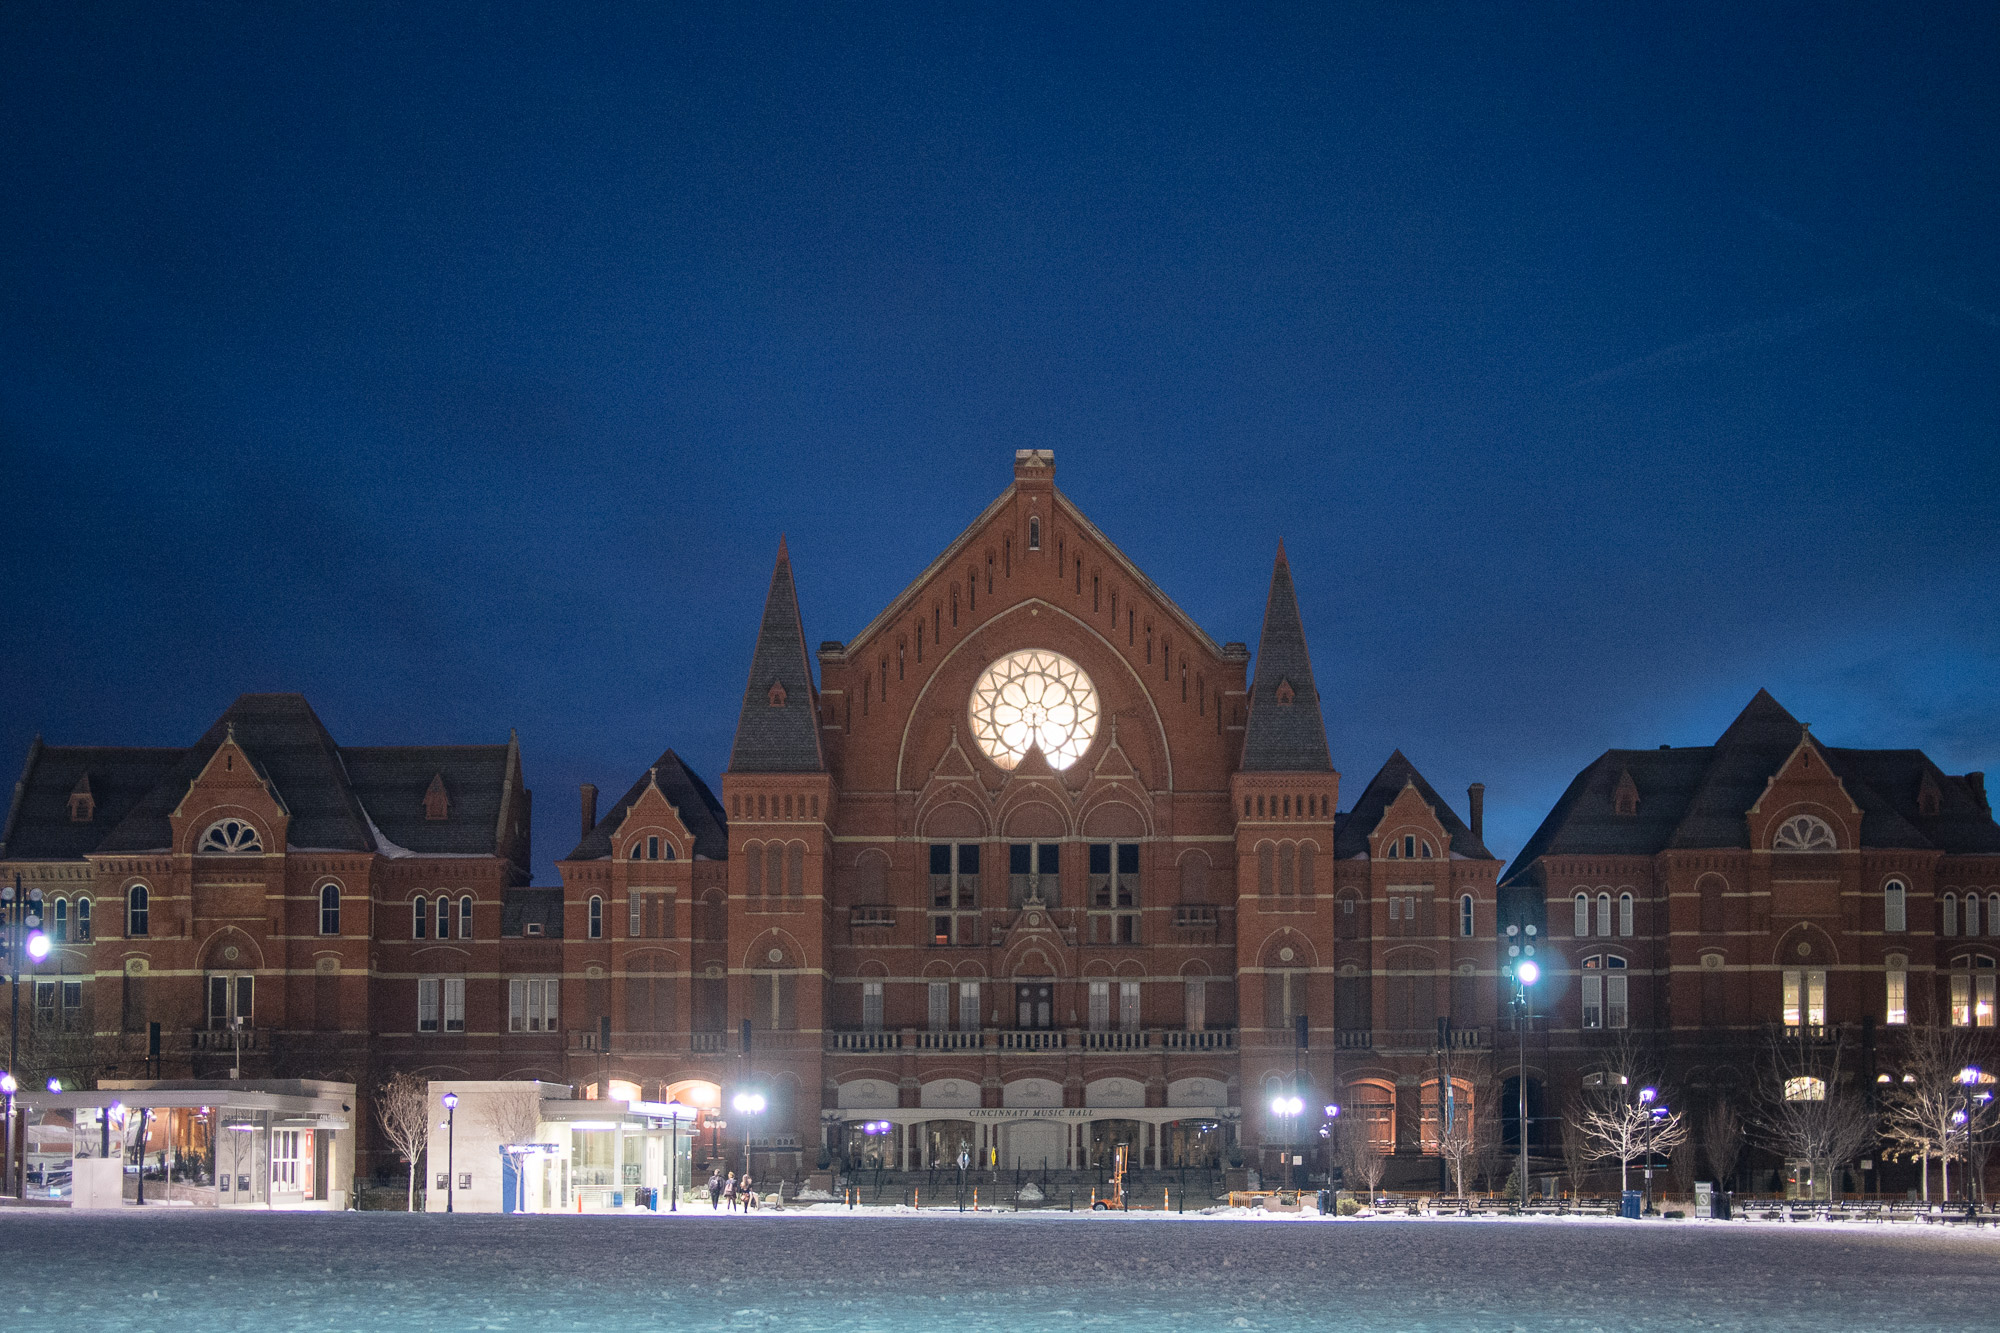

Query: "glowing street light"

xmin=441 ymin=1092 xmax=459 ymax=1214
xmin=1505 ymin=927 xmax=1541 ymax=1211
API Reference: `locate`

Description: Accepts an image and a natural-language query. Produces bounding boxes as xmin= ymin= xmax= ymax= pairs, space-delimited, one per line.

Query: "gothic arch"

xmin=196 ymin=926 xmax=265 ymax=973
xmin=739 ymin=926 xmax=808 ymax=972
xmin=1773 ymin=920 xmax=1841 ymax=968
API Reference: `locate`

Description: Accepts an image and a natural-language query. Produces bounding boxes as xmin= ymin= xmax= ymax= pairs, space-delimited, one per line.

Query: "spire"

xmin=729 ymin=538 xmax=824 ymax=773
xmin=1240 ymin=543 xmax=1332 ymax=772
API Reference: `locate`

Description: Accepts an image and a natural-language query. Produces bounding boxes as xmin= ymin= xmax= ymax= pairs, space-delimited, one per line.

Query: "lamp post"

xmin=1505 ymin=921 xmax=1540 ymax=1209
xmin=1269 ymin=1094 xmax=1303 ymax=1191
xmin=1637 ymin=1086 xmax=1659 ymax=1214
xmin=732 ymin=1090 xmax=766 ymax=1182
xmin=0 ymin=1073 xmax=14 ymax=1202
xmin=4 ymin=874 xmax=49 ymax=1198
xmin=664 ymin=1099 xmax=696 ymax=1212
xmin=441 ymin=1092 xmax=458 ymax=1214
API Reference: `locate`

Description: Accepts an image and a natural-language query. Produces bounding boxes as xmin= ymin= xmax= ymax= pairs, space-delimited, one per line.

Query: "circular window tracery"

xmin=199 ymin=818 xmax=263 ymax=853
xmin=968 ymin=650 xmax=1099 ymax=771
xmin=1772 ymin=814 xmax=1836 ymax=852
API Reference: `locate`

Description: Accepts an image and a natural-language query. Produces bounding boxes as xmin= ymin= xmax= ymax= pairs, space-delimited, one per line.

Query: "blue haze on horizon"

xmin=2 ymin=4 xmax=1996 ymax=883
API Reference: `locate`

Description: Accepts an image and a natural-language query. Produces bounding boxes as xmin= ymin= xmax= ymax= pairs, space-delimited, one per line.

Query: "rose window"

xmin=1772 ymin=814 xmax=1836 ymax=852
xmin=968 ymin=650 xmax=1099 ymax=771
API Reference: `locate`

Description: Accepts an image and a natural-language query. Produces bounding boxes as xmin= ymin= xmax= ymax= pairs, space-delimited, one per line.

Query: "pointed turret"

xmin=729 ymin=538 xmax=825 ymax=773
xmin=1240 ymin=543 xmax=1332 ymax=772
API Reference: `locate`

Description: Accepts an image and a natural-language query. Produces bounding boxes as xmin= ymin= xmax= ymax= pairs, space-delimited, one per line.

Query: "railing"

xmin=1078 ymin=1029 xmax=1147 ymax=1051
xmin=1442 ymin=1027 xmax=1487 ymax=1050
xmin=828 ymin=1031 xmax=900 ymax=1052
xmin=1173 ymin=905 xmax=1219 ymax=929
xmin=1777 ymin=1023 xmax=1837 ymax=1042
xmin=996 ymin=1030 xmax=1066 ymax=1051
xmin=1337 ymin=1030 xmax=1373 ymax=1050
xmin=690 ymin=1032 xmax=728 ymax=1053
xmin=911 ymin=1030 xmax=982 ymax=1050
xmin=191 ymin=1028 xmax=258 ymax=1051
xmin=849 ymin=905 xmax=895 ymax=928
xmin=746 ymin=1135 xmax=801 ymax=1151
xmin=1159 ymin=1029 xmax=1236 ymax=1051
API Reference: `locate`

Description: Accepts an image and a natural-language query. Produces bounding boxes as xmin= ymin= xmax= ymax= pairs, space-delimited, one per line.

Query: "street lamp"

xmin=0 ymin=1073 xmax=14 ymax=1202
xmin=441 ymin=1092 xmax=458 ymax=1214
xmin=1506 ymin=922 xmax=1540 ymax=1210
xmin=732 ymin=1090 xmax=766 ymax=1179
xmin=1637 ymin=1087 xmax=1660 ymax=1215
xmin=1269 ymin=1094 xmax=1304 ymax=1190
xmin=1319 ymin=1104 xmax=1341 ymax=1198
xmin=5 ymin=874 xmax=49 ymax=1199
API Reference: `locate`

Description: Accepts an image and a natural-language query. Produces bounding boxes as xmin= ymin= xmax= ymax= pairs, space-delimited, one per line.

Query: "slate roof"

xmin=1239 ymin=544 xmax=1333 ymax=773
xmin=1502 ymin=690 xmax=2000 ymax=883
xmin=566 ymin=748 xmax=728 ymax=862
xmin=1 ymin=694 xmax=523 ymax=863
xmin=1336 ymin=750 xmax=1495 ymax=860
xmin=728 ymin=539 xmax=824 ymax=773
xmin=501 ymin=887 xmax=566 ymax=938
xmin=0 ymin=741 xmax=184 ymax=861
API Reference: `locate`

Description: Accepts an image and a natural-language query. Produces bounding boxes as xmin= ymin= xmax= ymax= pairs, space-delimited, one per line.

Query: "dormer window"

xmin=1275 ymin=678 xmax=1296 ymax=705
xmin=1614 ymin=769 xmax=1640 ymax=816
xmin=68 ymin=776 xmax=94 ymax=823
xmin=424 ymin=774 xmax=450 ymax=821
xmin=768 ymin=679 xmax=788 ymax=707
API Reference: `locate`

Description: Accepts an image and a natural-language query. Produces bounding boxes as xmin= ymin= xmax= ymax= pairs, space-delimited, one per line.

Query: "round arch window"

xmin=968 ymin=650 xmax=1099 ymax=771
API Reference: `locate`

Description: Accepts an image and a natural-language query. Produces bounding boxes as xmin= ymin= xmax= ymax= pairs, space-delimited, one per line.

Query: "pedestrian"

xmin=740 ymin=1172 xmax=755 ymax=1211
xmin=722 ymin=1171 xmax=737 ymax=1212
xmin=707 ymin=1169 xmax=723 ymax=1211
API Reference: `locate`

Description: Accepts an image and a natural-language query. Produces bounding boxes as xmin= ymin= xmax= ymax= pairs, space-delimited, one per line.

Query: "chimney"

xmin=579 ymin=783 xmax=598 ymax=839
xmin=1967 ymin=772 xmax=1988 ymax=813
xmin=1468 ymin=783 xmax=1485 ymax=842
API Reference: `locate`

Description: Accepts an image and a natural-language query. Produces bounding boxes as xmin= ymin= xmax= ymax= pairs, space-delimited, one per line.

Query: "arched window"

xmin=1596 ymin=893 xmax=1612 ymax=938
xmin=1772 ymin=814 xmax=1836 ymax=852
xmin=630 ymin=841 xmax=644 ymax=861
xmin=1460 ymin=894 xmax=1475 ymax=938
xmin=1944 ymin=892 xmax=1959 ymax=937
xmin=436 ymin=896 xmax=450 ymax=940
xmin=662 ymin=843 xmax=677 ymax=861
xmin=1403 ymin=834 xmax=1417 ymax=859
xmin=198 ymin=818 xmax=263 ymax=853
xmin=648 ymin=835 xmax=660 ymax=860
xmin=1258 ymin=843 xmax=1275 ymax=896
xmin=1618 ymin=892 xmax=1634 ymax=937
xmin=1969 ymin=893 xmax=1983 ymax=939
xmin=319 ymin=883 xmax=340 ymax=936
xmin=1883 ymin=880 xmax=1907 ymax=933
xmin=1574 ymin=893 xmax=1589 ymax=937
xmin=787 ymin=842 xmax=805 ymax=897
xmin=1028 ymin=515 xmax=1041 ymax=550
xmin=75 ymin=897 xmax=91 ymax=942
xmin=51 ymin=898 xmax=67 ymax=942
xmin=1421 ymin=840 xmax=1434 ymax=859
xmin=744 ymin=844 xmax=763 ymax=898
xmin=412 ymin=896 xmax=428 ymax=939
xmin=1298 ymin=842 xmax=1315 ymax=896
xmin=588 ymin=896 xmax=604 ymax=939
xmin=1991 ymin=894 xmax=2000 ymax=938
xmin=1278 ymin=842 xmax=1296 ymax=897
xmin=459 ymin=895 xmax=474 ymax=940
xmin=127 ymin=885 xmax=150 ymax=937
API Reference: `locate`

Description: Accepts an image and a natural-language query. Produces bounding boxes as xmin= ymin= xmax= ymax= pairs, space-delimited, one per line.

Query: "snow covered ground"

xmin=3 ymin=1207 xmax=1997 ymax=1332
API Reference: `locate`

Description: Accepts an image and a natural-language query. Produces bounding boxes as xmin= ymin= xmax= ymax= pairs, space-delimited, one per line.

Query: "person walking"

xmin=707 ymin=1169 xmax=724 ymax=1211
xmin=721 ymin=1171 xmax=737 ymax=1212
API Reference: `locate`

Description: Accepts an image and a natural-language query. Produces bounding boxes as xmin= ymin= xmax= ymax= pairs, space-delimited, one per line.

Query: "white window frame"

xmin=443 ymin=976 xmax=465 ymax=1033
xmin=459 ymin=895 xmax=473 ymax=940
xmin=1574 ymin=893 xmax=1588 ymax=937
xmin=629 ymin=894 xmax=643 ymax=937
xmin=1581 ymin=956 xmax=1603 ymax=1030
xmin=1184 ymin=977 xmax=1206 ymax=1032
xmin=509 ymin=977 xmax=559 ymax=1032
xmin=1088 ymin=980 xmax=1111 ymax=1032
xmin=861 ymin=980 xmax=883 ymax=1033
xmin=958 ymin=981 xmax=982 ymax=1032
xmin=1118 ymin=980 xmax=1141 ymax=1033
xmin=419 ymin=977 xmax=440 ymax=1033
xmin=1459 ymin=894 xmax=1475 ymax=938
xmin=1969 ymin=893 xmax=1983 ymax=939
xmin=412 ymin=896 xmax=428 ymax=940
xmin=319 ymin=883 xmax=341 ymax=936
xmin=271 ymin=1129 xmax=302 ymax=1190
xmin=1884 ymin=880 xmax=1907 ymax=934
xmin=1618 ymin=892 xmax=1634 ymax=937
xmin=1606 ymin=957 xmax=1628 ymax=1029
xmin=927 ymin=981 xmax=950 ymax=1033
xmin=1944 ymin=892 xmax=1959 ymax=937
xmin=588 ymin=896 xmax=603 ymax=939
xmin=1596 ymin=892 xmax=1612 ymax=938
xmin=1886 ymin=968 xmax=1908 ymax=1025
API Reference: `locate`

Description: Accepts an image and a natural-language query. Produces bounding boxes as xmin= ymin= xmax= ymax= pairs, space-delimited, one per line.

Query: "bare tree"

xmin=1559 ymin=1103 xmax=1594 ymax=1199
xmin=1576 ymin=1088 xmax=1689 ymax=1194
xmin=1341 ymin=1125 xmax=1389 ymax=1199
xmin=1702 ymin=1098 xmax=1744 ymax=1192
xmin=374 ymin=1072 xmax=433 ymax=1212
xmin=1668 ymin=1133 xmax=1697 ymax=1199
xmin=1880 ymin=1022 xmax=1998 ymax=1202
xmin=1751 ymin=1028 xmax=1875 ymax=1202
xmin=1435 ymin=1055 xmax=1495 ymax=1199
xmin=481 ymin=1089 xmax=546 ymax=1149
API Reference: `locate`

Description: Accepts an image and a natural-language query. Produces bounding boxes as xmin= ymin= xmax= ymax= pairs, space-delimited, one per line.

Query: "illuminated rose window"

xmin=968 ymin=650 xmax=1099 ymax=771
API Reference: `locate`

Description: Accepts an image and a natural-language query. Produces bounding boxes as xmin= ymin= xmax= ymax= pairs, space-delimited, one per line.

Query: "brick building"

xmin=3 ymin=450 xmax=1511 ymax=1192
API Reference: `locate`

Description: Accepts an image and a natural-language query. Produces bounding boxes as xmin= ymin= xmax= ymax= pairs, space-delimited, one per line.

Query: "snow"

xmin=3 ymin=1208 xmax=1998 ymax=1332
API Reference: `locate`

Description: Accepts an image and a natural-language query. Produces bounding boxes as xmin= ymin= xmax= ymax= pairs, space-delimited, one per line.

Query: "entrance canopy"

xmin=26 ymin=1078 xmax=354 ymax=1126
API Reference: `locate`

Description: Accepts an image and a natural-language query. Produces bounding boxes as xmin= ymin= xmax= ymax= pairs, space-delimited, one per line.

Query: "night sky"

xmin=4 ymin=4 xmax=1996 ymax=882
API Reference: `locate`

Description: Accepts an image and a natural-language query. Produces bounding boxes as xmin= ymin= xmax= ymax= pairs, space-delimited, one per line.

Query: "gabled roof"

xmin=2 ymin=694 xmax=524 ymax=862
xmin=567 ymin=748 xmax=728 ymax=861
xmin=1337 ymin=750 xmax=1493 ymax=860
xmin=841 ymin=476 xmax=1224 ymax=662
xmin=99 ymin=694 xmax=374 ymax=853
xmin=1502 ymin=690 xmax=2000 ymax=882
xmin=1239 ymin=544 xmax=1332 ymax=773
xmin=728 ymin=540 xmax=824 ymax=774
xmin=0 ymin=740 xmax=184 ymax=860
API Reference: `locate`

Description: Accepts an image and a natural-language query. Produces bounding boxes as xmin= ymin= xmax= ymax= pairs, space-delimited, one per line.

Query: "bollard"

xmin=915 ymin=1187 xmax=920 ymax=1211
xmin=1164 ymin=1187 xmax=1169 ymax=1211
xmin=973 ymin=1187 xmax=978 ymax=1211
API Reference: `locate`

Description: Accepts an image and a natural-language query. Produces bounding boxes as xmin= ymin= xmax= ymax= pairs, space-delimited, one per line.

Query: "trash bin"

xmin=1621 ymin=1190 xmax=1642 ymax=1219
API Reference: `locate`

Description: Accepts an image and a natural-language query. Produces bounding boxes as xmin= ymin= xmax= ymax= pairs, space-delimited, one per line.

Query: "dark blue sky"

xmin=4 ymin=3 xmax=1996 ymax=882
